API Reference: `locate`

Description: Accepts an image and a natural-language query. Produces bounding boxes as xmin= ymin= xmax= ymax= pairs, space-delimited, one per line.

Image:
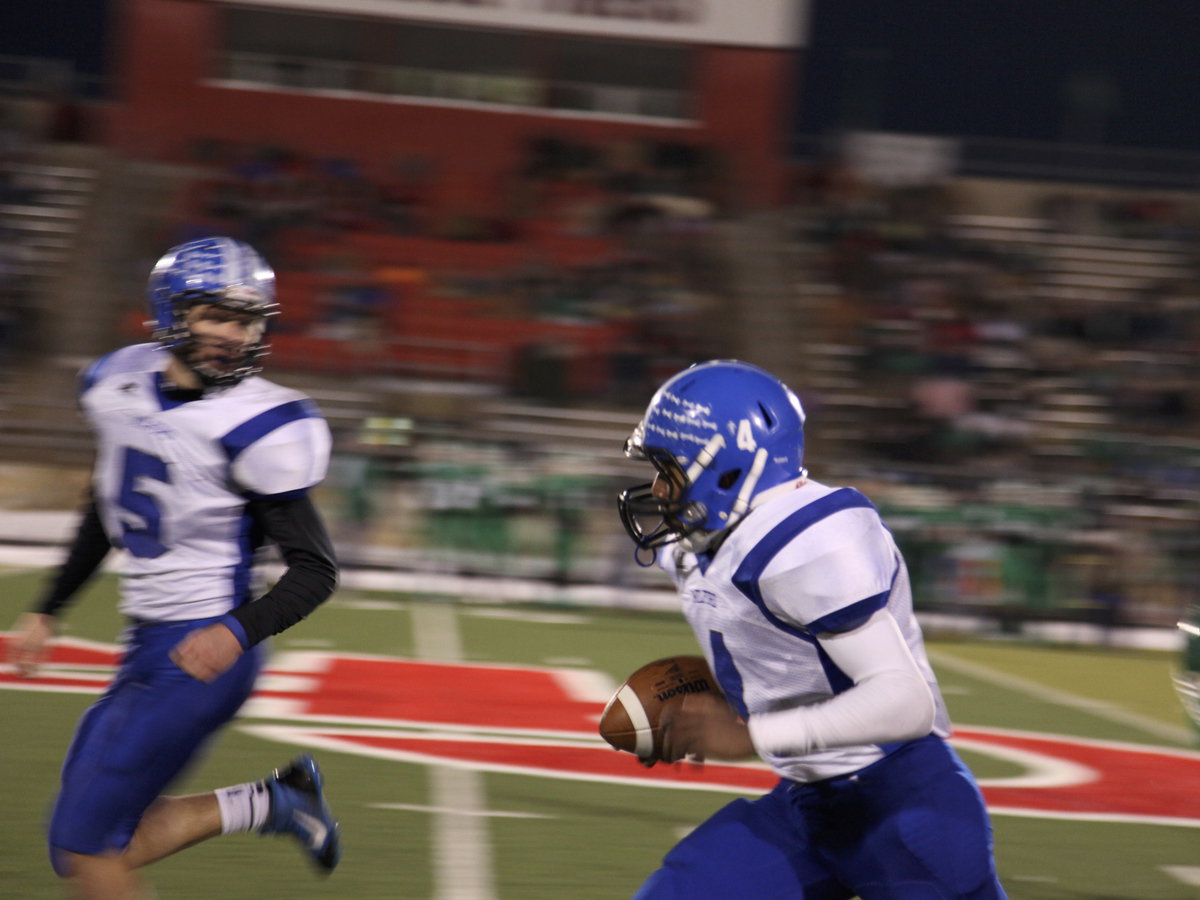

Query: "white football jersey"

xmin=659 ymin=478 xmax=950 ymax=783
xmin=79 ymin=343 xmax=331 ymax=622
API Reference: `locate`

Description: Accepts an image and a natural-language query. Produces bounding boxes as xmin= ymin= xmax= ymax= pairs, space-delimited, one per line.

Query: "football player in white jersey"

xmin=8 ymin=237 xmax=342 ymax=898
xmin=618 ymin=360 xmax=1005 ymax=899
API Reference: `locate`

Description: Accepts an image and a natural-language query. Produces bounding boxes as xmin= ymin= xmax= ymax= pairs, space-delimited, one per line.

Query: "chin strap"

xmin=633 ymin=545 xmax=658 ymax=568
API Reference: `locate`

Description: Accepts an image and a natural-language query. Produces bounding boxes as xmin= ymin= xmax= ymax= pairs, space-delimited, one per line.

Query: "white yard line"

xmin=0 ymin=566 xmax=41 ymax=577
xmin=927 ymin=649 xmax=1194 ymax=745
xmin=371 ymin=802 xmax=551 ymax=819
xmin=1160 ymin=866 xmax=1200 ymax=887
xmin=411 ymin=602 xmax=497 ymax=900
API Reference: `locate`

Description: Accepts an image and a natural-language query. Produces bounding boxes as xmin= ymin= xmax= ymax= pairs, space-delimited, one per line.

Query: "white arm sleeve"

xmin=747 ymin=608 xmax=936 ymax=757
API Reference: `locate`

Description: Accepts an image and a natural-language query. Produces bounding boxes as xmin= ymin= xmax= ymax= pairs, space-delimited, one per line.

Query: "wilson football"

xmin=599 ymin=655 xmax=720 ymax=761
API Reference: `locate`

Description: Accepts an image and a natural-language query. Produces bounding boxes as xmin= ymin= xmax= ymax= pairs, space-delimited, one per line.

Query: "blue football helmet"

xmin=146 ymin=236 xmax=278 ymax=386
xmin=618 ymin=360 xmax=807 ymax=555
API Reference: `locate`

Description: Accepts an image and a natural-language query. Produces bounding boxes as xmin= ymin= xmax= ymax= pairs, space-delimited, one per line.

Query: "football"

xmin=599 ymin=655 xmax=721 ymax=761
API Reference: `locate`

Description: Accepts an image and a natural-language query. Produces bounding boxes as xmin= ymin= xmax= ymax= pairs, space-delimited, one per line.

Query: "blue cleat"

xmin=262 ymin=755 xmax=342 ymax=872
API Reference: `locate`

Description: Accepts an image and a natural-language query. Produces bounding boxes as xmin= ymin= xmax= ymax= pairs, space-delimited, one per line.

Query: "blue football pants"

xmin=47 ymin=617 xmax=263 ymax=872
xmin=632 ymin=734 xmax=1006 ymax=899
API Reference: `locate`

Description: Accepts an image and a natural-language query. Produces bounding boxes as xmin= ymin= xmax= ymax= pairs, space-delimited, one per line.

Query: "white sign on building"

xmin=208 ymin=0 xmax=811 ymax=47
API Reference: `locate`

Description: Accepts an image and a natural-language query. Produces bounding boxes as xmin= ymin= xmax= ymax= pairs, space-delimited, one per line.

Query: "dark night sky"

xmin=0 ymin=2 xmax=111 ymax=79
xmin=795 ymin=1 xmax=1200 ymax=152
xmin=4 ymin=1 xmax=1200 ymax=153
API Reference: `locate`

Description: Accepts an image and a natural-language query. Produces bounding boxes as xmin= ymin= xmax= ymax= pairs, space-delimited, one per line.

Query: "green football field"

xmin=1 ymin=567 xmax=1197 ymax=899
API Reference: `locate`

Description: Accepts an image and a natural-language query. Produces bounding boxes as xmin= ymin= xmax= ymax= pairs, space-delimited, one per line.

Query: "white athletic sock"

xmin=214 ymin=781 xmax=271 ymax=834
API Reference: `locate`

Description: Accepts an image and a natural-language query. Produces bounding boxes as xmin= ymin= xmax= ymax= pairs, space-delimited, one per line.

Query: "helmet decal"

xmin=619 ymin=360 xmax=806 ymax=554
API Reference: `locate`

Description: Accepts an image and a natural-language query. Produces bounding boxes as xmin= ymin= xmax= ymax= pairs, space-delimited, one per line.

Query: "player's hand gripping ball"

xmin=599 ymin=656 xmax=721 ymax=763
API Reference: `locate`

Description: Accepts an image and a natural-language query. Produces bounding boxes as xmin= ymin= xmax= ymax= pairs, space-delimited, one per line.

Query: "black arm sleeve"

xmin=36 ymin=498 xmax=112 ymax=617
xmin=228 ymin=494 xmax=339 ymax=648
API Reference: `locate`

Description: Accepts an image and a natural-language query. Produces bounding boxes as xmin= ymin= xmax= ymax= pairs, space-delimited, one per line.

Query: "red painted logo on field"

xmin=4 ymin=635 xmax=1199 ymax=826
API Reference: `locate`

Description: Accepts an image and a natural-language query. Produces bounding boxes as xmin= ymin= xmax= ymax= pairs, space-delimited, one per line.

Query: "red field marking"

xmin=955 ymin=727 xmax=1200 ymax=822
xmin=272 ymin=655 xmax=602 ymax=733
xmin=6 ymin=636 xmax=1199 ymax=824
xmin=322 ymin=730 xmax=777 ymax=791
xmin=0 ymin=635 xmax=121 ymax=692
xmin=0 ymin=636 xmax=117 ymax=670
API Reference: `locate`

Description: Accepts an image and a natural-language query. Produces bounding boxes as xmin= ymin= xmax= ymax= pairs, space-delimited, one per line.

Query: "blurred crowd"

xmin=151 ymin=135 xmax=727 ymax=401
xmin=0 ymin=103 xmax=46 ymax=373
xmin=795 ymin=166 xmax=1200 ymax=461
xmin=788 ymin=162 xmax=1200 ymax=627
xmin=3 ymin=95 xmax=1199 ymax=628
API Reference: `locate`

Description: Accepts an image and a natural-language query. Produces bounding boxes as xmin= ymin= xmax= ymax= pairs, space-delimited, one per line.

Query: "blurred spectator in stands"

xmin=164 ymin=134 xmax=726 ymax=397
xmin=319 ymin=280 xmax=389 ymax=344
xmin=1084 ymin=555 xmax=1128 ymax=645
xmin=0 ymin=222 xmax=37 ymax=372
xmin=0 ymin=104 xmax=32 ymax=164
xmin=315 ymin=156 xmax=377 ymax=233
xmin=46 ymin=88 xmax=86 ymax=143
xmin=378 ymin=156 xmax=433 ymax=235
xmin=303 ymin=247 xmax=392 ymax=349
xmin=607 ymin=328 xmax=654 ymax=403
xmin=514 ymin=341 xmax=575 ymax=404
xmin=0 ymin=240 xmax=20 ymax=367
